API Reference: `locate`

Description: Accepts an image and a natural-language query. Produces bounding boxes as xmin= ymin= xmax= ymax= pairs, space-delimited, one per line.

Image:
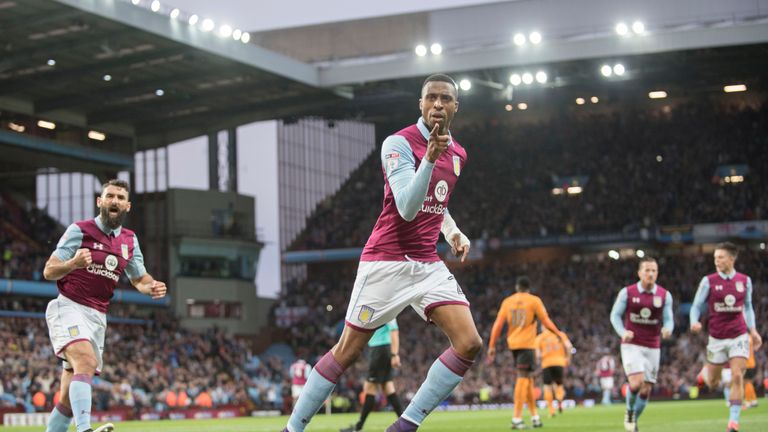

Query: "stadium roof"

xmin=0 ymin=0 xmax=346 ymax=152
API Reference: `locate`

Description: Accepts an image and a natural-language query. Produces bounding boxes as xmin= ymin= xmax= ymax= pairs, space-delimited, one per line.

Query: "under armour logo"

xmin=715 ymin=285 xmax=723 ymax=291
xmin=93 ymin=243 xmax=104 ymax=250
xmin=632 ymin=298 xmax=640 ymax=303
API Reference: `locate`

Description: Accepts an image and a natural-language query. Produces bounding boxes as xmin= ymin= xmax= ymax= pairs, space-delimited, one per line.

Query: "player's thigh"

xmin=429 ymin=304 xmax=482 ymax=357
xmin=726 ymin=333 xmax=750 ymax=362
xmin=600 ymin=377 xmax=614 ymax=390
xmin=345 ymin=261 xmax=417 ymax=331
xmin=46 ymin=296 xmax=101 ymax=370
xmin=641 ymin=347 xmax=660 ymax=384
xmin=729 ymin=357 xmax=747 ymax=378
xmin=620 ymin=344 xmax=645 ymax=378
xmin=411 ymin=261 xmax=470 ymax=323
xmin=332 ymin=325 xmax=375 ymax=367
xmin=706 ymin=336 xmax=733 ymax=365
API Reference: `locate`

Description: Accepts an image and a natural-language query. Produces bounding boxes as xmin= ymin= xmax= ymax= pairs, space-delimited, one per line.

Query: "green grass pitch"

xmin=4 ymin=400 xmax=766 ymax=431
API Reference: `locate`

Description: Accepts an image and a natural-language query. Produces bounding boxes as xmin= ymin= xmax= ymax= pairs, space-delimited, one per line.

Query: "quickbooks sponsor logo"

xmin=86 ymin=263 xmax=119 ymax=282
xmin=421 ymin=203 xmax=446 ymax=215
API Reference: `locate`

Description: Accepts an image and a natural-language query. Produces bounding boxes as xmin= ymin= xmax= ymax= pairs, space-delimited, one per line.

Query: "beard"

xmin=99 ymin=206 xmax=127 ymax=230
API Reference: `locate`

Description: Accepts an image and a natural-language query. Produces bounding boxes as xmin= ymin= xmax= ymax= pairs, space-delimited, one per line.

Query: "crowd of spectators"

xmin=0 ymin=307 xmax=294 ymax=415
xmin=0 ymin=192 xmax=60 ymax=280
xmin=290 ymin=101 xmax=768 ymax=250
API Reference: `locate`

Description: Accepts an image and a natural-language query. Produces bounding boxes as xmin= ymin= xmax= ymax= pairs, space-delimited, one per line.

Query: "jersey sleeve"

xmin=743 ymin=276 xmax=756 ymax=330
xmin=388 ymin=318 xmax=399 ymax=331
xmin=690 ymin=276 xmax=710 ymax=325
xmin=124 ymin=234 xmax=147 ymax=280
xmin=662 ymin=291 xmax=674 ymax=333
xmin=489 ymin=299 xmax=509 ymax=347
xmin=382 ymin=135 xmax=435 ymax=222
xmin=52 ymin=224 xmax=83 ymax=261
xmin=610 ymin=288 xmax=628 ymax=337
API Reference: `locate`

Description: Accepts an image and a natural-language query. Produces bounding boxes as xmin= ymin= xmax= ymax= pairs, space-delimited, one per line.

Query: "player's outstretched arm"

xmin=441 ymin=209 xmax=470 ymax=262
xmin=487 ymin=306 xmax=508 ymax=362
xmin=689 ymin=277 xmax=710 ymax=332
xmin=131 ymin=273 xmax=167 ymax=299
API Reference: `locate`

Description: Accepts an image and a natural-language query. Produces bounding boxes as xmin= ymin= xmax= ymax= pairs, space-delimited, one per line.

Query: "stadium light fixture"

xmin=219 ymin=25 xmax=233 ymax=38
xmin=590 ymin=96 xmax=599 ymax=103
xmin=155 ymin=89 xmax=165 ymax=96
xmin=551 ymin=187 xmax=564 ymax=195
xmin=632 ymin=21 xmax=645 ymax=34
xmin=613 ymin=63 xmax=625 ymax=76
xmin=760 ymin=242 xmax=766 ymax=250
xmin=615 ymin=22 xmax=629 ymax=36
xmin=509 ymin=73 xmax=522 ymax=86
xmin=608 ymin=250 xmax=620 ymax=260
xmin=529 ymin=31 xmax=542 ymax=45
xmin=517 ymin=102 xmax=528 ymax=110
xmin=201 ymin=18 xmax=215 ymax=32
xmin=37 ymin=120 xmax=56 ymax=130
xmin=648 ymin=90 xmax=667 ymax=99
xmin=535 ymin=71 xmax=547 ymax=84
xmin=169 ymin=8 xmax=180 ymax=19
xmin=150 ymin=0 xmax=160 ymax=12
xmin=240 ymin=32 xmax=251 ymax=43
xmin=723 ymin=84 xmax=747 ymax=93
xmin=8 ymin=122 xmax=25 ymax=133
xmin=575 ymin=97 xmax=585 ymax=105
xmin=430 ymin=43 xmax=443 ymax=55
xmin=232 ymin=29 xmax=242 ymax=40
xmin=459 ymin=79 xmax=472 ymax=91
xmin=103 ymin=74 xmax=112 ymax=81
xmin=566 ymin=186 xmax=582 ymax=195
xmin=47 ymin=59 xmax=56 ymax=66
xmin=656 ymin=155 xmax=663 ymax=162
xmin=188 ymin=14 xmax=198 ymax=25
xmin=513 ymin=33 xmax=526 ymax=46
xmin=636 ymin=249 xmax=645 ymax=258
xmin=326 ymin=305 xmax=333 ymax=312
xmin=505 ymin=104 xmax=513 ymax=112
xmin=522 ymin=72 xmax=534 ymax=85
xmin=415 ymin=44 xmax=428 ymax=56
xmin=88 ymin=131 xmax=106 ymax=141
xmin=600 ymin=65 xmax=612 ymax=77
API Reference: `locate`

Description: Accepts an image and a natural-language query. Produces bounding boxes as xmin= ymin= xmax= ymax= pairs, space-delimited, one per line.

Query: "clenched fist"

xmin=70 ymin=248 xmax=93 ymax=269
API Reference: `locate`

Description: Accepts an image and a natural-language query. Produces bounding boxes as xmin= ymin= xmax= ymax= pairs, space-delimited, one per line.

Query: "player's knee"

xmin=462 ymin=334 xmax=483 ymax=358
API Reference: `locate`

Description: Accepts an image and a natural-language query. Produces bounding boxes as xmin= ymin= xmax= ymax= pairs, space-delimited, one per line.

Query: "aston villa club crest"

xmin=68 ymin=326 xmax=80 ymax=337
xmin=452 ymin=155 xmax=461 ymax=176
xmin=735 ymin=281 xmax=744 ymax=293
xmin=121 ymin=244 xmax=129 ymax=259
xmin=653 ymin=296 xmax=662 ymax=308
xmin=358 ymin=305 xmax=375 ymax=324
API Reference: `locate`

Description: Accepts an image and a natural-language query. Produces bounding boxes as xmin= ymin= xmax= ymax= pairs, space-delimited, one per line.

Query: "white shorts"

xmin=291 ymin=385 xmax=304 ymax=399
xmin=45 ymin=295 xmax=106 ymax=373
xmin=620 ymin=344 xmax=660 ymax=384
xmin=599 ymin=377 xmax=614 ymax=390
xmin=345 ymin=260 xmax=469 ymax=331
xmin=707 ymin=333 xmax=750 ymax=365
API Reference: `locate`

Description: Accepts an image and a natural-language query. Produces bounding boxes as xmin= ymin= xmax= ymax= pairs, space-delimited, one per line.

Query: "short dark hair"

xmin=102 ymin=179 xmax=130 ymax=195
xmin=422 ymin=73 xmax=458 ymax=95
xmin=715 ymin=242 xmax=738 ymax=258
xmin=638 ymin=256 xmax=657 ymax=270
xmin=515 ymin=275 xmax=531 ymax=292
